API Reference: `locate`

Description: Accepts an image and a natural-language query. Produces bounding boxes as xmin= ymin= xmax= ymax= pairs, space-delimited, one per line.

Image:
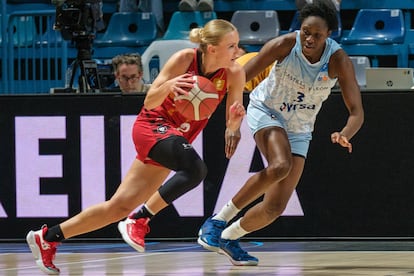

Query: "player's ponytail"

xmin=189 ymin=19 xmax=237 ymax=53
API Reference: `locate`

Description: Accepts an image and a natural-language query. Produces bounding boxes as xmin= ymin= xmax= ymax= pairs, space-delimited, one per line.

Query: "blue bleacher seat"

xmin=341 ymin=9 xmax=404 ymax=44
xmin=163 ymin=11 xmax=217 ymax=40
xmin=340 ymin=9 xmax=407 ymax=67
xmin=1 ymin=15 xmax=37 ymax=47
xmin=94 ymin=12 xmax=158 ymax=47
xmin=289 ymin=10 xmax=342 ymax=42
xmin=231 ymin=10 xmax=280 ymax=48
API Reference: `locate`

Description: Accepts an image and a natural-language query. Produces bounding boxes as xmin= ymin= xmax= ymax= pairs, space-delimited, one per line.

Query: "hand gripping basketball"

xmin=174 ymin=75 xmax=220 ymax=121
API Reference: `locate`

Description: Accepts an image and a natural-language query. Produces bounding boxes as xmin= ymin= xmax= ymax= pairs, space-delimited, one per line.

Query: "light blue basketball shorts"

xmin=246 ymin=103 xmax=312 ymax=158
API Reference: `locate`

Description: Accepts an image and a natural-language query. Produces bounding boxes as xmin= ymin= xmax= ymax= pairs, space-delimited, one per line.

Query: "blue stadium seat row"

xmin=1 ymin=1 xmax=414 ymax=94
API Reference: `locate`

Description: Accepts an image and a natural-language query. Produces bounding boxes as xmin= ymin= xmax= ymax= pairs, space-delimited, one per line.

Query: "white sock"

xmin=212 ymin=200 xmax=240 ymax=222
xmin=221 ymin=218 xmax=249 ymax=240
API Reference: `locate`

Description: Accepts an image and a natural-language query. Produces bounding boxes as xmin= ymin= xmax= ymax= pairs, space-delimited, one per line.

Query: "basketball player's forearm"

xmin=226 ymin=100 xmax=245 ymax=132
xmin=340 ymin=113 xmax=364 ymax=140
xmin=226 ymin=119 xmax=242 ymax=133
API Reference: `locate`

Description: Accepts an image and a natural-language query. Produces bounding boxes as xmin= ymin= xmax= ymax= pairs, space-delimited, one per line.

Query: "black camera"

xmin=53 ymin=0 xmax=105 ymax=41
xmin=52 ymin=0 xmax=106 ymax=93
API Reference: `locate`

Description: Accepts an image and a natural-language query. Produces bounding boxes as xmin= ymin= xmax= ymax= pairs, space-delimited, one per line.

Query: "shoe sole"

xmin=117 ymin=221 xmax=145 ymax=253
xmin=26 ymin=231 xmax=60 ymax=275
xmin=220 ymin=248 xmax=259 ymax=266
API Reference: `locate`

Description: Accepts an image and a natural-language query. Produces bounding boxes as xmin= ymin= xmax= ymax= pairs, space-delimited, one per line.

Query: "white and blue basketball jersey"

xmin=249 ymin=31 xmax=341 ymax=134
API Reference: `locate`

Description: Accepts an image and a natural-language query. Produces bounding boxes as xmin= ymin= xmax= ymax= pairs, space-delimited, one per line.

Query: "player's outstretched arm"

xmin=225 ymin=101 xmax=245 ymax=159
xmin=224 ymin=62 xmax=245 ymax=159
xmin=330 ymin=49 xmax=364 ymax=153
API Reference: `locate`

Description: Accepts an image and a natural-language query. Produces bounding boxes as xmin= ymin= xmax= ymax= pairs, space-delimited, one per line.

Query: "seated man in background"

xmin=112 ymin=53 xmax=151 ymax=93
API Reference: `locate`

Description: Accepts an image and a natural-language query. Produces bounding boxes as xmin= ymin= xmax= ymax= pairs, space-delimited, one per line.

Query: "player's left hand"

xmin=225 ymin=128 xmax=241 ymax=159
xmin=331 ymin=132 xmax=352 ymax=153
xmin=227 ymin=101 xmax=245 ymax=130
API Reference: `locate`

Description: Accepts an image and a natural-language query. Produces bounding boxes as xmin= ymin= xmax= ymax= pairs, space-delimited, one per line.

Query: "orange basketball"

xmin=174 ymin=75 xmax=220 ymax=121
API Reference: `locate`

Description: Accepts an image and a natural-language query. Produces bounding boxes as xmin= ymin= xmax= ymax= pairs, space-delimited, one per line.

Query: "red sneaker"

xmin=26 ymin=225 xmax=60 ymax=275
xmin=118 ymin=217 xmax=150 ymax=252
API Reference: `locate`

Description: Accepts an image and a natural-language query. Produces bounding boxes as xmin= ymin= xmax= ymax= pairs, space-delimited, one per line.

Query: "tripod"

xmin=65 ymin=34 xmax=101 ymax=93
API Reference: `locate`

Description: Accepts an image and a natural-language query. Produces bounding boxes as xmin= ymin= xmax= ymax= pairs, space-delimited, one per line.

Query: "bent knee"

xmin=191 ymin=159 xmax=208 ymax=183
xmin=186 ymin=164 xmax=208 ymax=191
xmin=266 ymin=159 xmax=292 ymax=180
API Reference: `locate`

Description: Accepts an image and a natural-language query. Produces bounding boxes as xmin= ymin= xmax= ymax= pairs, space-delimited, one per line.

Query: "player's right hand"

xmin=169 ymin=73 xmax=195 ymax=97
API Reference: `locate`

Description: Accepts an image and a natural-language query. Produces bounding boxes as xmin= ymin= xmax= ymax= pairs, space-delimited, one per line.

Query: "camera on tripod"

xmin=52 ymin=0 xmax=106 ymax=93
xmin=53 ymin=0 xmax=104 ymax=41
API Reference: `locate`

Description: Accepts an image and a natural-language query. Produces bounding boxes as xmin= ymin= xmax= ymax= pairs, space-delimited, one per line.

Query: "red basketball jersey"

xmin=133 ymin=48 xmax=228 ymax=164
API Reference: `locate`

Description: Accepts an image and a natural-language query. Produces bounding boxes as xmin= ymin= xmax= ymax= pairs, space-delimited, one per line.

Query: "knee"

xmin=188 ymin=159 xmax=208 ymax=188
xmin=105 ymin=200 xmax=134 ymax=222
xmin=266 ymin=159 xmax=292 ymax=180
xmin=158 ymin=159 xmax=207 ymax=204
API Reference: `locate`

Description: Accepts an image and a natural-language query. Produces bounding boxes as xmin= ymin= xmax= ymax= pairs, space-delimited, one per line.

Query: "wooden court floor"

xmin=1 ymin=239 xmax=414 ymax=275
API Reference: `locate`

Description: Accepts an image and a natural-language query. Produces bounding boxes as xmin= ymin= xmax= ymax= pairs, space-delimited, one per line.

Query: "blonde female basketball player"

xmin=26 ymin=19 xmax=245 ymax=274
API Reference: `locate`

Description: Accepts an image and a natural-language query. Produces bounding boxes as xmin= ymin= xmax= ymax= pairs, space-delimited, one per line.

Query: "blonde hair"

xmin=112 ymin=53 xmax=143 ymax=73
xmin=189 ymin=19 xmax=237 ymax=53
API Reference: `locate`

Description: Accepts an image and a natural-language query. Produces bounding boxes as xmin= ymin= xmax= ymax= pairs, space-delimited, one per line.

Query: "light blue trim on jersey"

xmin=249 ymin=31 xmax=341 ymax=135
